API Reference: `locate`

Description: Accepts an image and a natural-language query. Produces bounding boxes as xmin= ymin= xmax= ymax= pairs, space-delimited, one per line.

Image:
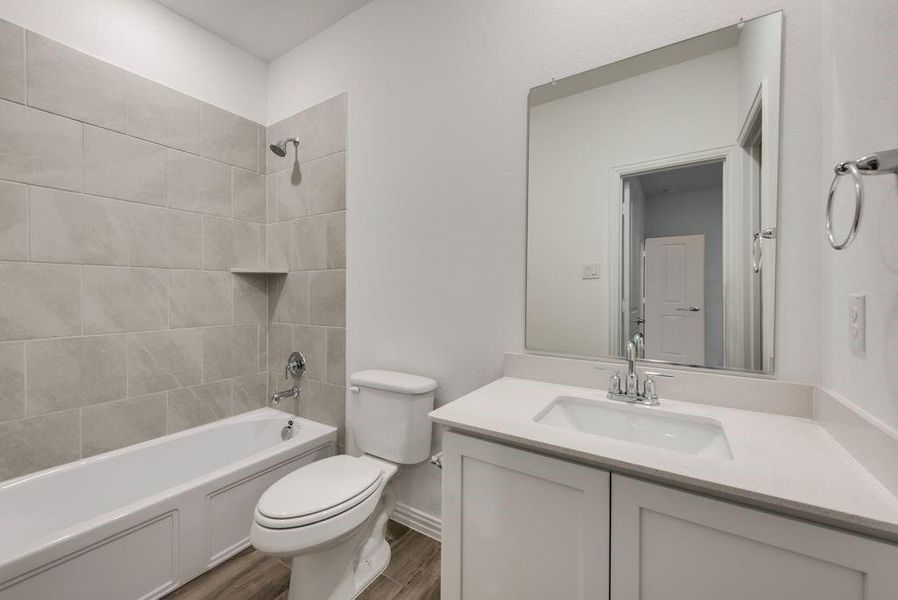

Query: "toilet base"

xmin=285 ymin=475 xmax=396 ymax=600
xmin=286 ymin=529 xmax=391 ymax=600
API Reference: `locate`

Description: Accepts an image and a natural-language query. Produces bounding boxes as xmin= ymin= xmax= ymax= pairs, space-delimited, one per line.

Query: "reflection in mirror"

xmin=526 ymin=12 xmax=782 ymax=374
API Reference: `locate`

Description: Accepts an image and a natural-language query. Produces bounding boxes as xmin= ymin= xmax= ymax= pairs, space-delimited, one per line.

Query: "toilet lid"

xmin=257 ymin=455 xmax=383 ymax=521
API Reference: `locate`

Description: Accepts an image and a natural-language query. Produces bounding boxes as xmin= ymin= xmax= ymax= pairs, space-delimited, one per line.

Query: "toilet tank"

xmin=348 ymin=370 xmax=437 ymax=464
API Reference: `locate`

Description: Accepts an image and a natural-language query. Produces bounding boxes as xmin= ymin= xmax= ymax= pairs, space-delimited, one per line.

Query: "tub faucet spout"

xmin=270 ymin=351 xmax=307 ymax=409
xmin=270 ymin=386 xmax=299 ymax=408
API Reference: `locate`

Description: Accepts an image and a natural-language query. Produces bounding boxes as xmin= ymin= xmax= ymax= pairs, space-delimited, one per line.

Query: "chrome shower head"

xmin=270 ymin=137 xmax=300 ymax=157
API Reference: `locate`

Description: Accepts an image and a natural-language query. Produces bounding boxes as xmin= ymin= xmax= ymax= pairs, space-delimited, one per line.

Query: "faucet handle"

xmin=608 ymin=370 xmax=621 ymax=394
xmin=642 ymin=371 xmax=672 ymax=405
xmin=285 ymin=351 xmax=306 ymax=381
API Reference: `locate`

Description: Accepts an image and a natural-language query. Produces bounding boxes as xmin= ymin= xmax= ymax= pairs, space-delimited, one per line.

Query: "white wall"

xmin=268 ymin=0 xmax=824 ymax=521
xmin=527 ymin=48 xmax=737 ymax=357
xmin=0 ymin=0 xmax=268 ymax=122
xmin=820 ymin=0 xmax=898 ymax=430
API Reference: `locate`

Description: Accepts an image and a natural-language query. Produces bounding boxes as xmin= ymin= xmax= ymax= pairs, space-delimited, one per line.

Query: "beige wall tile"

xmin=292 ymin=212 xmax=345 ymax=271
xmin=167 ymin=149 xmax=231 ymax=217
xmin=306 ymin=152 xmax=346 ymax=216
xmin=310 ymin=270 xmax=345 ymax=327
xmin=203 ymin=325 xmax=259 ymax=382
xmin=129 ymin=203 xmax=203 ymax=269
xmin=83 ymin=267 xmax=167 ymax=334
xmin=274 ymin=165 xmax=308 ymax=220
xmin=81 ymin=393 xmax=166 ymax=457
xmin=0 ymin=411 xmax=80 ymax=481
xmin=126 ymin=74 xmax=201 ymax=153
xmin=268 ymin=323 xmax=292 ymax=374
xmin=0 ymin=342 xmax=24 ymax=421
xmin=27 ymin=335 xmax=127 ymax=414
xmin=0 ymin=19 xmax=24 ymax=104
xmin=26 ymin=32 xmax=126 ymax=130
xmin=233 ymin=168 xmax=266 ymax=223
xmin=258 ymin=323 xmax=268 ymax=372
xmin=233 ymin=372 xmax=267 ymax=414
xmin=292 ymin=215 xmax=327 ymax=270
xmin=0 ymin=180 xmax=27 ymax=261
xmin=83 ymin=125 xmax=165 ymax=205
xmin=128 ymin=329 xmax=202 ymax=396
xmin=0 ymin=99 xmax=82 ymax=190
xmin=325 ymin=211 xmax=346 ymax=269
xmin=267 ymin=221 xmax=292 ymax=270
xmin=0 ymin=263 xmax=81 ymax=341
xmin=267 ymin=94 xmax=346 ymax=173
xmin=167 ymin=380 xmax=232 ymax=433
xmin=276 ymin=152 xmax=345 ymax=221
xmin=203 ymin=216 xmax=265 ymax=270
xmin=299 ymin=380 xmax=346 ymax=444
xmin=326 ymin=328 xmax=346 ymax=386
xmin=293 ymin=325 xmax=326 ymax=382
xmin=257 ymin=124 xmax=267 ymax=175
xmin=234 ymin=273 xmax=268 ymax=324
xmin=30 ymin=187 xmax=129 ymax=265
xmin=169 ymin=270 xmax=232 ymax=328
xmin=270 ymin=272 xmax=310 ymax=324
xmin=266 ymin=173 xmax=277 ymax=223
xmin=202 ymin=103 xmax=258 ymax=171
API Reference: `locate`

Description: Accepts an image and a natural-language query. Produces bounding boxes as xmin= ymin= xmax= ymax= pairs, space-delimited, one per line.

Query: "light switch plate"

xmin=848 ymin=293 xmax=865 ymax=353
xmin=582 ymin=263 xmax=600 ymax=280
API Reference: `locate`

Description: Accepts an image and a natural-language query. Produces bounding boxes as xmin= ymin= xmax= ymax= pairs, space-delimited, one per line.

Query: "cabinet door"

xmin=441 ymin=432 xmax=610 ymax=600
xmin=611 ymin=474 xmax=898 ymax=600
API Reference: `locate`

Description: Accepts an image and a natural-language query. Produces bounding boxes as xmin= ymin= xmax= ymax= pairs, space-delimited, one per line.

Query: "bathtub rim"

xmin=0 ymin=408 xmax=336 ymax=587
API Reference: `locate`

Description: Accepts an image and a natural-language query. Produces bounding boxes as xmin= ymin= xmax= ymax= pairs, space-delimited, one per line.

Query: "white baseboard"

xmin=391 ymin=502 xmax=441 ymax=541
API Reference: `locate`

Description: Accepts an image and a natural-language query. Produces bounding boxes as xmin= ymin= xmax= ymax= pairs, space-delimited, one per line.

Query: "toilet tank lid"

xmin=349 ymin=370 xmax=437 ymax=394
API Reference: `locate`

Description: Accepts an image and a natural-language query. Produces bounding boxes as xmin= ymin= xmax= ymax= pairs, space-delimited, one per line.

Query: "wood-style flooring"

xmin=164 ymin=521 xmax=440 ymax=600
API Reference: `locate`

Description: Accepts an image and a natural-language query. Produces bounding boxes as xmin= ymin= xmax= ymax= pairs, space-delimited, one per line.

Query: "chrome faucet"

xmin=270 ymin=351 xmax=306 ymax=408
xmin=606 ymin=342 xmax=671 ymax=406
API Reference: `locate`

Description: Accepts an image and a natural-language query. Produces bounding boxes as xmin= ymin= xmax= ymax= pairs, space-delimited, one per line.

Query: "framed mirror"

xmin=526 ymin=12 xmax=782 ymax=374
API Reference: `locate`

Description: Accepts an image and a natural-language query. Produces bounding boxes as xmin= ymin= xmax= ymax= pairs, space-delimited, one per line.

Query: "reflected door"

xmin=644 ymin=235 xmax=705 ymax=364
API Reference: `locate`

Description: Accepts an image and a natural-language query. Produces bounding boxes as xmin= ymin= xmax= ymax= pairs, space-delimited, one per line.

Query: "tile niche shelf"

xmin=229 ymin=268 xmax=289 ymax=275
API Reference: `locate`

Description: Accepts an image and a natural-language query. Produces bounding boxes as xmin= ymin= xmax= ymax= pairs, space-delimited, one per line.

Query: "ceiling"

xmin=636 ymin=162 xmax=723 ymax=198
xmin=154 ymin=0 xmax=375 ymax=62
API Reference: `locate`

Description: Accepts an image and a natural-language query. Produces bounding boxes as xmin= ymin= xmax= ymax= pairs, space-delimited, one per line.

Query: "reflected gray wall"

xmin=643 ymin=186 xmax=724 ymax=367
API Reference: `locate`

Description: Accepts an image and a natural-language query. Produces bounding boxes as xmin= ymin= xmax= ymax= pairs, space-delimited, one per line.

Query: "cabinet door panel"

xmin=442 ymin=432 xmax=610 ymax=600
xmin=611 ymin=475 xmax=898 ymax=600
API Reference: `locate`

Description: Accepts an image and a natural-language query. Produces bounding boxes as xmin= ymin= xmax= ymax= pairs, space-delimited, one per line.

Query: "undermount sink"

xmin=534 ymin=396 xmax=733 ymax=460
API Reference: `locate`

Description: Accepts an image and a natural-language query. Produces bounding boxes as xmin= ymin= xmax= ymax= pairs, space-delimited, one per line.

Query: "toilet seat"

xmin=255 ymin=455 xmax=384 ymax=530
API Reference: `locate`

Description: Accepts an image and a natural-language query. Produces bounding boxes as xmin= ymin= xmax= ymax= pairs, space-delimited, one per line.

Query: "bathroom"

xmin=0 ymin=0 xmax=896 ymax=598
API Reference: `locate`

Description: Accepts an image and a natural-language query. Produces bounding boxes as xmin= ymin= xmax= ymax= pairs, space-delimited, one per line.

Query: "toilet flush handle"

xmin=349 ymin=386 xmax=360 ymax=393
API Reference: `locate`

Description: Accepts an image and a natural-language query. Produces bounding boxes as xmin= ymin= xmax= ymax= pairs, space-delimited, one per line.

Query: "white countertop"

xmin=429 ymin=377 xmax=898 ymax=542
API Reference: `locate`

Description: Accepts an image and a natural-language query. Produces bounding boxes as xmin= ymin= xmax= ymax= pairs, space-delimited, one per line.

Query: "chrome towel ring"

xmin=826 ymin=148 xmax=898 ymax=250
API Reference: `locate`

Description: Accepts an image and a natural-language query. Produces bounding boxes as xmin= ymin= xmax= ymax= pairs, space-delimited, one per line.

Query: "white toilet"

xmin=250 ymin=370 xmax=437 ymax=600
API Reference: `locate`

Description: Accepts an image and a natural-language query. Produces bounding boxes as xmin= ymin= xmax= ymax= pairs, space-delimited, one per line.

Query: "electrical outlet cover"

xmin=848 ymin=294 xmax=865 ymax=353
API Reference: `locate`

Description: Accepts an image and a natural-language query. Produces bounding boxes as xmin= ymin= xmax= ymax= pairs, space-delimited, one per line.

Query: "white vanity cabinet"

xmin=611 ymin=474 xmax=898 ymax=600
xmin=441 ymin=432 xmax=898 ymax=600
xmin=440 ymin=431 xmax=611 ymax=600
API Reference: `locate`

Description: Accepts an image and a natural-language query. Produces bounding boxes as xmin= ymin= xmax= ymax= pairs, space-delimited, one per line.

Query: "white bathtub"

xmin=0 ymin=408 xmax=335 ymax=600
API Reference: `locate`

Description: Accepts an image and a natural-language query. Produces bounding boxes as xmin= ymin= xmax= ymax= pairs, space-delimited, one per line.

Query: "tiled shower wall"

xmin=0 ymin=20 xmax=271 ymax=481
xmin=266 ymin=95 xmax=348 ymax=446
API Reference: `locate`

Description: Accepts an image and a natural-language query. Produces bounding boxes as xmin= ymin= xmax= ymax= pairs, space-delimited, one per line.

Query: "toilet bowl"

xmin=250 ymin=370 xmax=437 ymax=600
xmin=251 ymin=454 xmax=399 ymax=600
